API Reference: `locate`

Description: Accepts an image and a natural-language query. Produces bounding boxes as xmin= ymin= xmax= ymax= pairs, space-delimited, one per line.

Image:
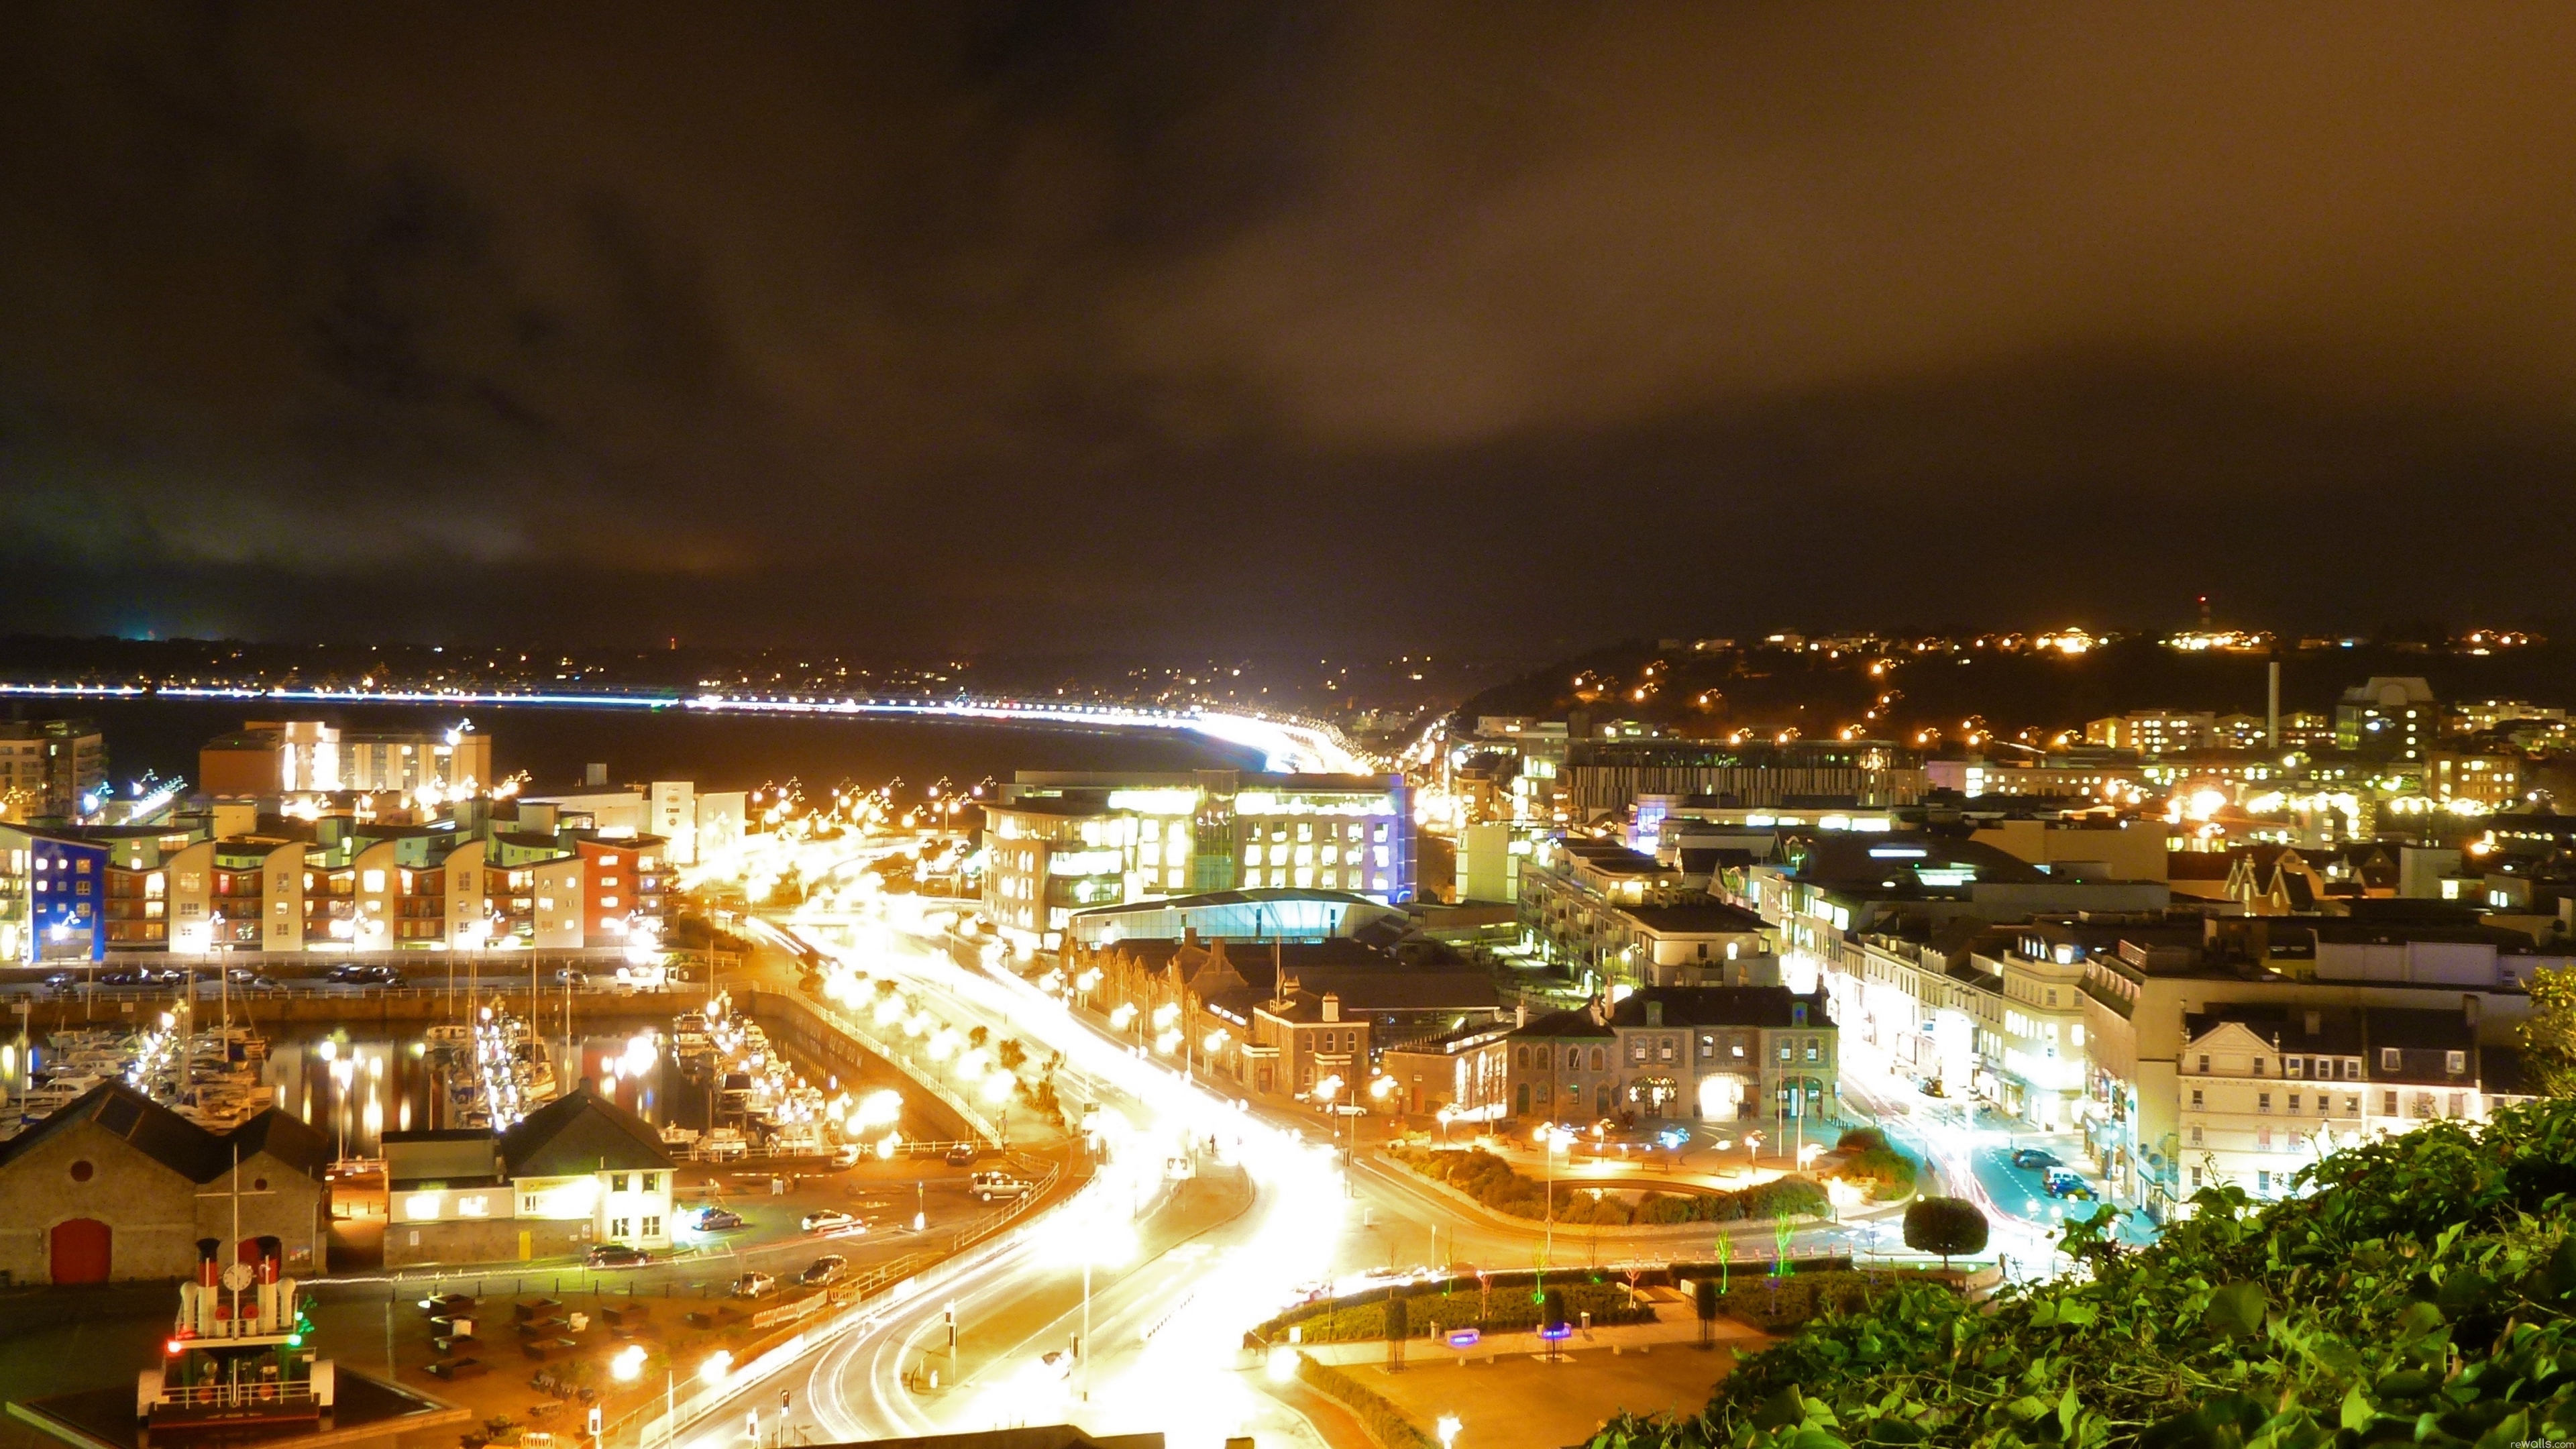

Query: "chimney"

xmin=2303 ymin=1009 xmax=2321 ymax=1037
xmin=2463 ymin=994 xmax=2479 ymax=1030
xmin=585 ymin=762 xmax=608 ymax=787
xmin=1645 ymin=998 xmax=1664 ymax=1028
xmin=2266 ymin=661 xmax=2282 ymax=750
xmin=1322 ymin=991 xmax=1340 ymax=1023
xmin=1515 ymin=1000 xmax=1527 ymax=1028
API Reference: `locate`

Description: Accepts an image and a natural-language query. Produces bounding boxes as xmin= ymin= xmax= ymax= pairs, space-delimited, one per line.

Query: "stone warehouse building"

xmin=0 ymin=1082 xmax=331 ymax=1283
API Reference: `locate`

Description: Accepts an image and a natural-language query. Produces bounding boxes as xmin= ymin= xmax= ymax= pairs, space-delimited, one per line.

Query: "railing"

xmin=154 ymin=1381 xmax=321 ymax=1410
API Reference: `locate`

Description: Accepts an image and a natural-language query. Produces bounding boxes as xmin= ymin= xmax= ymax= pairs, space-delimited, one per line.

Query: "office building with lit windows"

xmin=2334 ymin=677 xmax=2441 ymax=760
xmin=982 ymin=771 xmax=1412 ymax=947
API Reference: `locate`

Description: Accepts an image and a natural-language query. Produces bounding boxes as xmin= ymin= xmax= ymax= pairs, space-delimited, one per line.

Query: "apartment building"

xmin=2171 ymin=1004 xmax=2519 ymax=1208
xmin=0 ymin=719 xmax=107 ymax=819
xmin=2076 ymin=918 xmax=2555 ymax=1222
xmin=1 ymin=810 xmax=655 ymax=961
xmin=2083 ymin=712 xmax=2216 ymax=756
xmin=200 ymin=720 xmax=492 ymax=798
xmin=1499 ymin=986 xmax=1837 ymax=1127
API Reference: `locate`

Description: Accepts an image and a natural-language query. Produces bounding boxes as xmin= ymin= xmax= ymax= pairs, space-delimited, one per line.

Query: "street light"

xmin=1437 ymin=1414 xmax=1462 ymax=1449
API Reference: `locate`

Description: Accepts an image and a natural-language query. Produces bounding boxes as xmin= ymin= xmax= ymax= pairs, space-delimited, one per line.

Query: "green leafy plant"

xmin=1587 ymin=1098 xmax=2576 ymax=1449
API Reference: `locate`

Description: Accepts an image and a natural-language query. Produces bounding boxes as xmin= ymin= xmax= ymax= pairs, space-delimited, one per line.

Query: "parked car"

xmin=798 ymin=1255 xmax=847 ymax=1287
xmin=42 ymin=971 xmax=78 ymax=993
xmin=555 ymin=968 xmax=589 ymax=987
xmin=586 ymin=1243 xmax=650 ymax=1269
xmin=2012 ymin=1149 xmax=2062 ymax=1171
xmin=324 ymin=963 xmax=402 ymax=986
xmin=730 ymin=1272 xmax=776 ymax=1299
xmin=694 ymin=1207 xmax=744 ymax=1231
xmin=2043 ymin=1168 xmax=2095 ymax=1200
xmin=943 ymin=1144 xmax=977 ymax=1167
xmin=969 ymin=1171 xmax=1032 ymax=1203
xmin=800 ymin=1208 xmax=857 ymax=1234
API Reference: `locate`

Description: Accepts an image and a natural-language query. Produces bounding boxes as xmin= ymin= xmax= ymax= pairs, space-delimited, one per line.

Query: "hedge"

xmin=1387 ymin=1146 xmax=1829 ymax=1224
xmin=1295 ymin=1353 xmax=1436 ymax=1449
xmin=1267 ymin=1278 xmax=1653 ymax=1343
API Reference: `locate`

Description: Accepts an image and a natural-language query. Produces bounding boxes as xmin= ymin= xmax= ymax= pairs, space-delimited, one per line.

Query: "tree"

xmin=2521 ymin=962 xmax=2576 ymax=1098
xmin=1835 ymin=1126 xmax=1890 ymax=1153
xmin=1902 ymin=1195 xmax=1988 ymax=1271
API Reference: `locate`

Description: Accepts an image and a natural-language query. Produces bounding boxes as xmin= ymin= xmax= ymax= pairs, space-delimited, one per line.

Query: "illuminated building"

xmin=0 ymin=718 xmax=106 ymax=819
xmin=199 ymin=720 xmax=492 ymax=797
xmin=2426 ymin=750 xmax=2522 ymax=808
xmin=2171 ymin=1004 xmax=2527 ymax=1212
xmin=1928 ymin=751 xmax=2143 ymax=800
xmin=984 ymin=771 xmax=1413 ymax=947
xmin=1501 ymin=987 xmax=1836 ymax=1126
xmin=2334 ymin=677 xmax=2440 ymax=759
xmin=384 ymin=1085 xmax=675 ymax=1266
xmin=0 ymin=826 xmax=113 ymax=961
xmin=2083 ymin=711 xmax=2216 ymax=755
xmin=1559 ymin=738 xmax=1923 ymax=818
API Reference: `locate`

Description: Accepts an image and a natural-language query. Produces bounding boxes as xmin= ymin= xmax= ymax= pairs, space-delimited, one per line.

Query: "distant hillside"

xmin=1455 ymin=637 xmax=2576 ymax=743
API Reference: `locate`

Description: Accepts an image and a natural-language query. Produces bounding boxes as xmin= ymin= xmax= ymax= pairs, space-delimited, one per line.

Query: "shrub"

xmin=1263 ymin=1279 xmax=1651 ymax=1343
xmin=1901 ymin=1195 xmax=1989 ymax=1268
xmin=1835 ymin=1144 xmax=1919 ymax=1201
xmin=1835 ymin=1126 xmax=1890 ymax=1153
xmin=1295 ymin=1354 xmax=1435 ymax=1449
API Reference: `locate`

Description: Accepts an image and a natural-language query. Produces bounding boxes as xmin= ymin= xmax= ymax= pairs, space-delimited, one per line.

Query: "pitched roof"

xmin=224 ymin=1109 xmax=333 ymax=1178
xmin=1607 ymin=986 xmax=1833 ymax=1030
xmin=0 ymin=1082 xmax=332 ymax=1184
xmin=2182 ymin=1004 xmax=2367 ymax=1055
xmin=1619 ymin=900 xmax=1770 ymax=935
xmin=0 ymin=1081 xmax=221 ymax=1179
xmin=1508 ymin=1005 xmax=1616 ymax=1040
xmin=498 ymin=1083 xmax=674 ymax=1177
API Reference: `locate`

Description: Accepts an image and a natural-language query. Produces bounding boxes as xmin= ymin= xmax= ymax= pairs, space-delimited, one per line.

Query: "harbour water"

xmin=32 ymin=696 xmax=1263 ymax=794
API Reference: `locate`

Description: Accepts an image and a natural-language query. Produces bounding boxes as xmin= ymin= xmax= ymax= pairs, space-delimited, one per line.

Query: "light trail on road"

xmin=767 ymin=918 xmax=1351 ymax=1446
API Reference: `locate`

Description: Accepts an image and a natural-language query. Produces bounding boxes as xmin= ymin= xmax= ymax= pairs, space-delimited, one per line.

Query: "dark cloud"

xmin=3 ymin=2 xmax=2573 ymax=651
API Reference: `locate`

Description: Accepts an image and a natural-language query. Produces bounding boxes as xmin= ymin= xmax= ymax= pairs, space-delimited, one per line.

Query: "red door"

xmin=50 ymin=1219 xmax=110 ymax=1284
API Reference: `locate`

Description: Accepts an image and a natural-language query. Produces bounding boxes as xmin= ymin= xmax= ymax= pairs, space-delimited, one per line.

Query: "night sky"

xmin=6 ymin=4 xmax=2575 ymax=655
